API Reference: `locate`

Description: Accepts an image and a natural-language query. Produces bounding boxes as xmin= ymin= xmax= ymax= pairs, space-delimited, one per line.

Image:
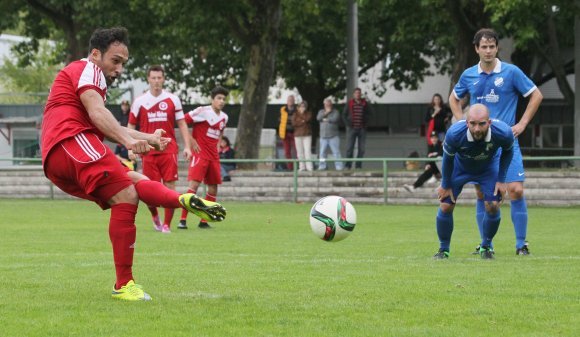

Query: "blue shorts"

xmin=444 ymin=164 xmax=502 ymax=204
xmin=504 ymin=140 xmax=524 ymax=182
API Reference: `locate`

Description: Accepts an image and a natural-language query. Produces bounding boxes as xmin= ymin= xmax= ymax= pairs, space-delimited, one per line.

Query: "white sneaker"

xmin=404 ymin=184 xmax=415 ymax=193
xmin=427 ymin=176 xmax=437 ymax=184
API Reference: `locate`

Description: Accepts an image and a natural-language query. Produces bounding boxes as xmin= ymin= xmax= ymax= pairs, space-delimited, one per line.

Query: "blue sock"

xmin=481 ymin=210 xmax=501 ymax=247
xmin=436 ymin=208 xmax=453 ymax=251
xmin=476 ymin=199 xmax=485 ymax=240
xmin=511 ymin=198 xmax=528 ymax=249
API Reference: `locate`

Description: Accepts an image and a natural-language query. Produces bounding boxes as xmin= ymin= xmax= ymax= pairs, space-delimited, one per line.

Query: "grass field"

xmin=0 ymin=199 xmax=578 ymax=337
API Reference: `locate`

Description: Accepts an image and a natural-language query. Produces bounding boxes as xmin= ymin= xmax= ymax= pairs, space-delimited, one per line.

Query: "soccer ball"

xmin=309 ymin=195 xmax=357 ymax=242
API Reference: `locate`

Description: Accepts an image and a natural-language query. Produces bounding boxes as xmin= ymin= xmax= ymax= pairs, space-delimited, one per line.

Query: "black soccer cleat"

xmin=433 ymin=249 xmax=450 ymax=260
xmin=480 ymin=246 xmax=495 ymax=259
xmin=471 ymin=244 xmax=481 ymax=255
xmin=198 ymin=221 xmax=212 ymax=229
xmin=177 ymin=220 xmax=188 ymax=229
xmin=516 ymin=242 xmax=530 ymax=255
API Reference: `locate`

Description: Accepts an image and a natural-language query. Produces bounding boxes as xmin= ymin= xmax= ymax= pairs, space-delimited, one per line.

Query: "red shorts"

xmin=141 ymin=153 xmax=178 ymax=182
xmin=44 ymin=132 xmax=133 ymax=210
xmin=187 ymin=155 xmax=221 ymax=184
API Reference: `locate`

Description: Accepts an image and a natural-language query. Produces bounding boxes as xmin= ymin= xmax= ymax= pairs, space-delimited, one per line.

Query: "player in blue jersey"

xmin=449 ymin=28 xmax=543 ymax=256
xmin=434 ymin=104 xmax=514 ymax=259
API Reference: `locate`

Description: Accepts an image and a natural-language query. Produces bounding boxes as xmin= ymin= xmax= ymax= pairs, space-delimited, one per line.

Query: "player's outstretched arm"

xmin=80 ymin=89 xmax=151 ymax=154
xmin=126 ymin=128 xmax=171 ymax=151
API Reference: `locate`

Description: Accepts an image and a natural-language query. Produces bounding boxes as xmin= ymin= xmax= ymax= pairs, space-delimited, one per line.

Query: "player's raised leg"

xmin=128 ymin=171 xmax=226 ymax=223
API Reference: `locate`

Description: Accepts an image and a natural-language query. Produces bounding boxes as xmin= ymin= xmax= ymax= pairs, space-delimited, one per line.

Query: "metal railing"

xmin=3 ymin=155 xmax=580 ymax=203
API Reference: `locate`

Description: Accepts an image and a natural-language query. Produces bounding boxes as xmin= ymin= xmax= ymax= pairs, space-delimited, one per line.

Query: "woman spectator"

xmin=425 ymin=93 xmax=451 ymax=143
xmin=291 ymin=101 xmax=313 ymax=171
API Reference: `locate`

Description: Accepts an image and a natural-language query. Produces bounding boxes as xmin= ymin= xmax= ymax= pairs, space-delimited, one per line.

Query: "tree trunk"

xmin=445 ymin=0 xmax=490 ymax=93
xmin=234 ymin=0 xmax=282 ymax=169
xmin=543 ymin=8 xmax=574 ymax=108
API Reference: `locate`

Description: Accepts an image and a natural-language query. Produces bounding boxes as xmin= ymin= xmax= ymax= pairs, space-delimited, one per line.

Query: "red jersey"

xmin=129 ymin=90 xmax=184 ymax=155
xmin=42 ymin=59 xmax=108 ymax=163
xmin=185 ymin=106 xmax=228 ymax=160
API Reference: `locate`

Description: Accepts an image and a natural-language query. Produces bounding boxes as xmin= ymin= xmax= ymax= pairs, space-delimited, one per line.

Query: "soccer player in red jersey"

xmin=178 ymin=86 xmax=229 ymax=230
xmin=128 ymin=65 xmax=192 ymax=233
xmin=41 ymin=27 xmax=225 ymax=301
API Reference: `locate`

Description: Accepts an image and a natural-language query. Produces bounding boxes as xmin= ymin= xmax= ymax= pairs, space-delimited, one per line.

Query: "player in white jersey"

xmin=128 ymin=65 xmax=192 ymax=233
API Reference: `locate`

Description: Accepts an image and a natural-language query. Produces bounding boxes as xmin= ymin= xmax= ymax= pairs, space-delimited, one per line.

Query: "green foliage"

xmin=0 ymin=41 xmax=62 ymax=103
xmin=485 ymin=0 xmax=577 ymax=51
xmin=0 ymin=200 xmax=579 ymax=336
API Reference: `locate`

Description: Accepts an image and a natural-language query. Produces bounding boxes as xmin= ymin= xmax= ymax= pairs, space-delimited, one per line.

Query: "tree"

xmin=278 ymin=0 xmax=453 ymax=111
xmin=0 ymin=41 xmax=62 ymax=103
xmin=485 ymin=0 xmax=578 ymax=107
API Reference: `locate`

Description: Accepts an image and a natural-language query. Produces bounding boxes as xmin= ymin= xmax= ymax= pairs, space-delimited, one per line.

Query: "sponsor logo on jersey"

xmin=147 ymin=111 xmax=168 ymax=122
xmin=485 ymin=89 xmax=499 ymax=103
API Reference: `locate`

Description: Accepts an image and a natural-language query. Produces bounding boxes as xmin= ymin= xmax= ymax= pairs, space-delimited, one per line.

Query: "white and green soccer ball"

xmin=309 ymin=195 xmax=357 ymax=242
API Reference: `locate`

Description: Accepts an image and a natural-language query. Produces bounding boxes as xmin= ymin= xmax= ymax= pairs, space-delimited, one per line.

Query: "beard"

xmin=105 ymin=76 xmax=117 ymax=86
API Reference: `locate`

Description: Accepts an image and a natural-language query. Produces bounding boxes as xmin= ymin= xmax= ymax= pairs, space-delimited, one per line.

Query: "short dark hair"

xmin=211 ymin=86 xmax=229 ymax=99
xmin=354 ymin=87 xmax=362 ymax=93
xmin=147 ymin=65 xmax=165 ymax=77
xmin=89 ymin=27 xmax=129 ymax=55
xmin=473 ymin=28 xmax=498 ymax=47
xmin=221 ymin=136 xmax=231 ymax=147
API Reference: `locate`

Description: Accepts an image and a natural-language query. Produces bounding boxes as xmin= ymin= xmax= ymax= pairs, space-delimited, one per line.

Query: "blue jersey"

xmin=441 ymin=120 xmax=514 ymax=189
xmin=452 ymin=60 xmax=536 ymax=126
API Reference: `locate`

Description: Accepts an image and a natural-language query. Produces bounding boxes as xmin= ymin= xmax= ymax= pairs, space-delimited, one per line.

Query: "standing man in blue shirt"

xmin=449 ymin=28 xmax=543 ymax=255
xmin=434 ymin=104 xmax=514 ymax=259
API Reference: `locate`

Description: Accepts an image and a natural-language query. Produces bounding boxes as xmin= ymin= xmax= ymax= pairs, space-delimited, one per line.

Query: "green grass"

xmin=0 ymin=200 xmax=578 ymax=337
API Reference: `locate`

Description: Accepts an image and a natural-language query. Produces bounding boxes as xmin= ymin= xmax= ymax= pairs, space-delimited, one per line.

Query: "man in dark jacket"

xmin=342 ymin=87 xmax=372 ymax=169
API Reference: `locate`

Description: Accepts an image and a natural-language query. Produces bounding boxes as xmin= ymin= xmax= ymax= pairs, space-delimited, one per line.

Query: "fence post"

xmin=383 ymin=159 xmax=388 ymax=204
xmin=293 ymin=159 xmax=298 ymax=203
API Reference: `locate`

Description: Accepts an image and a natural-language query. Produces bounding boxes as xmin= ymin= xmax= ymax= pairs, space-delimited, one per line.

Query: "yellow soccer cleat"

xmin=111 ymin=280 xmax=152 ymax=301
xmin=179 ymin=193 xmax=226 ymax=222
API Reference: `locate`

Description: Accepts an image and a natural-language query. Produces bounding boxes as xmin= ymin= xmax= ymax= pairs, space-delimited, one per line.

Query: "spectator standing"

xmin=425 ymin=93 xmax=451 ymax=142
xmin=278 ymin=95 xmax=297 ymax=170
xmin=219 ymin=136 xmax=235 ymax=182
xmin=292 ymin=101 xmax=313 ymax=171
xmin=343 ymin=87 xmax=372 ymax=169
xmin=317 ymin=98 xmax=343 ymax=171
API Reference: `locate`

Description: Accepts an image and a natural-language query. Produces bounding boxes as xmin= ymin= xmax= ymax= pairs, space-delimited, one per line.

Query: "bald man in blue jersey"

xmin=433 ymin=104 xmax=514 ymax=259
xmin=449 ymin=28 xmax=543 ymax=256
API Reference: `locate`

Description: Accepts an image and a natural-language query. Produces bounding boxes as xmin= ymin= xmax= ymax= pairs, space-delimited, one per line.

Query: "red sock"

xmin=180 ymin=188 xmax=196 ymax=221
xmin=164 ymin=208 xmax=175 ymax=227
xmin=199 ymin=193 xmax=217 ymax=224
xmin=109 ymin=203 xmax=137 ymax=289
xmin=148 ymin=206 xmax=158 ymax=217
xmin=134 ymin=180 xmax=180 ymax=208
